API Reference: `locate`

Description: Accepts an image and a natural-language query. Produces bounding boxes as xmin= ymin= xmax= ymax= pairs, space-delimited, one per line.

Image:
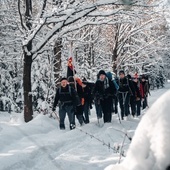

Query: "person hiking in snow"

xmin=81 ymin=80 xmax=93 ymax=124
xmin=126 ymin=74 xmax=137 ymax=117
xmin=93 ymin=73 xmax=103 ymax=121
xmin=52 ymin=77 xmax=80 ymax=130
xmin=140 ymin=75 xmax=150 ymax=110
xmin=131 ymin=74 xmax=141 ymax=117
xmin=106 ymin=72 xmax=119 ymax=114
xmin=67 ymin=76 xmax=84 ymax=126
xmin=117 ymin=70 xmax=132 ymax=120
xmin=93 ymin=70 xmax=116 ymax=123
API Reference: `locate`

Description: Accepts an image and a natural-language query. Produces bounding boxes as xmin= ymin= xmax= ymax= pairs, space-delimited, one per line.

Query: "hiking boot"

xmin=70 ymin=124 xmax=76 ymax=130
xmin=60 ymin=124 xmax=65 ymax=130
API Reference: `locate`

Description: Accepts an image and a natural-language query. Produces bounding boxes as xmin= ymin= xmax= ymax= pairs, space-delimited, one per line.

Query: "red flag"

xmin=67 ymin=56 xmax=77 ymax=78
xmin=68 ymin=57 xmax=73 ymax=70
xmin=66 ymin=43 xmax=77 ymax=78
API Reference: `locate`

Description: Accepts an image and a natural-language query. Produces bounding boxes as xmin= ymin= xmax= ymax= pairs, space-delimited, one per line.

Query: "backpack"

xmin=112 ymin=79 xmax=119 ymax=90
xmin=106 ymin=72 xmax=119 ymax=90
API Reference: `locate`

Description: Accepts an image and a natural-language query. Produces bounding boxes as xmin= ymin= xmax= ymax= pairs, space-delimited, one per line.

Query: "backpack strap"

xmin=59 ymin=86 xmax=72 ymax=97
xmin=59 ymin=86 xmax=61 ymax=94
xmin=68 ymin=85 xmax=72 ymax=97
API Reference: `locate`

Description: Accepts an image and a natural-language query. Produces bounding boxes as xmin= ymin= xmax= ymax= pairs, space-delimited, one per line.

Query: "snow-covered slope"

xmin=106 ymin=89 xmax=170 ymax=170
xmin=0 ymin=112 xmax=138 ymax=170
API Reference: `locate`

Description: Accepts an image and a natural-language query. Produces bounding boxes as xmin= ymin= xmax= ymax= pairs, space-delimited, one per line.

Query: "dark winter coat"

xmin=82 ymin=82 xmax=94 ymax=109
xmin=132 ymin=81 xmax=141 ymax=100
xmin=117 ymin=77 xmax=132 ymax=93
xmin=82 ymin=85 xmax=92 ymax=102
xmin=140 ymin=81 xmax=149 ymax=98
xmin=76 ymin=83 xmax=84 ymax=99
xmin=52 ymin=85 xmax=80 ymax=110
xmin=93 ymin=77 xmax=116 ymax=100
xmin=67 ymin=82 xmax=84 ymax=115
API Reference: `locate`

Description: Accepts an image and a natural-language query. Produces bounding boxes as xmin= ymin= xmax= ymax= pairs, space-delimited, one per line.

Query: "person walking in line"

xmin=94 ymin=73 xmax=103 ymax=121
xmin=81 ymin=81 xmax=93 ymax=124
xmin=68 ymin=76 xmax=84 ymax=126
xmin=52 ymin=77 xmax=80 ymax=130
xmin=93 ymin=70 xmax=116 ymax=123
xmin=106 ymin=72 xmax=119 ymax=114
xmin=117 ymin=70 xmax=132 ymax=120
xmin=131 ymin=74 xmax=141 ymax=117
xmin=140 ymin=75 xmax=150 ymax=110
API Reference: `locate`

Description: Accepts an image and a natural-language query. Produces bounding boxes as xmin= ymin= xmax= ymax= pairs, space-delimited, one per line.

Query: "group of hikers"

xmin=52 ymin=70 xmax=150 ymax=130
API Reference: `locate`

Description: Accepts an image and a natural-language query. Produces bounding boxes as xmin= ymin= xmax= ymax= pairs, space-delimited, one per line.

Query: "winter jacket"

xmin=117 ymin=77 xmax=132 ymax=93
xmin=52 ymin=85 xmax=80 ymax=110
xmin=69 ymin=79 xmax=88 ymax=106
xmin=140 ymin=81 xmax=149 ymax=98
xmin=132 ymin=81 xmax=141 ymax=100
xmin=82 ymin=82 xmax=94 ymax=108
xmin=82 ymin=85 xmax=92 ymax=102
xmin=93 ymin=77 xmax=116 ymax=100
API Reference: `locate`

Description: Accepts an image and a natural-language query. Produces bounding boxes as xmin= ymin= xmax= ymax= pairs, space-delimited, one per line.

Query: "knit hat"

xmin=119 ymin=70 xmax=125 ymax=75
xmin=60 ymin=77 xmax=68 ymax=82
xmin=127 ymin=74 xmax=132 ymax=79
xmin=141 ymin=75 xmax=146 ymax=79
xmin=134 ymin=73 xmax=139 ymax=79
xmin=98 ymin=70 xmax=106 ymax=76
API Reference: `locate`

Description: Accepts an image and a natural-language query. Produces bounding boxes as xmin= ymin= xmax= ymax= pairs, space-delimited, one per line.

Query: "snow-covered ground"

xmin=0 ymin=83 xmax=170 ymax=170
xmin=106 ymin=83 xmax=170 ymax=170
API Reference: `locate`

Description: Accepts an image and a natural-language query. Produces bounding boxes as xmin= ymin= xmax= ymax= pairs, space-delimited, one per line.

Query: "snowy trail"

xmin=106 ymin=84 xmax=170 ymax=170
xmin=148 ymin=84 xmax=170 ymax=106
xmin=0 ymin=83 xmax=169 ymax=170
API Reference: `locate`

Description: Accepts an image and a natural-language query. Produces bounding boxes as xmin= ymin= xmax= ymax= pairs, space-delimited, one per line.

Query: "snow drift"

xmin=105 ymin=90 xmax=170 ymax=170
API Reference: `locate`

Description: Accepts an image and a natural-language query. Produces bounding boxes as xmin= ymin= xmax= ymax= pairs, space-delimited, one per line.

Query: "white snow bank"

xmin=105 ymin=90 xmax=170 ymax=170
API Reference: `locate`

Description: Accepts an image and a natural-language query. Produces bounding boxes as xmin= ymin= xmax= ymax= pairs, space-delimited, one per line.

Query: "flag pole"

xmin=70 ymin=41 xmax=77 ymax=91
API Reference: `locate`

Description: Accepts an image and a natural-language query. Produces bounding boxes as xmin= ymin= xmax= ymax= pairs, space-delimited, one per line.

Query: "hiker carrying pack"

xmin=52 ymin=77 xmax=79 ymax=130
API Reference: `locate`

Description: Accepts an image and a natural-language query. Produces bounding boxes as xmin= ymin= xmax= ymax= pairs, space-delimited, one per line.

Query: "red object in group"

xmin=68 ymin=57 xmax=73 ymax=70
xmin=67 ymin=57 xmax=76 ymax=78
xmin=134 ymin=73 xmax=139 ymax=79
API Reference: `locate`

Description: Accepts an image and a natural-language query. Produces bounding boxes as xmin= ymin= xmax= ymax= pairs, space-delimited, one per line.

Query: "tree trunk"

xmin=23 ymin=50 xmax=33 ymax=122
xmin=112 ymin=48 xmax=118 ymax=75
xmin=53 ymin=38 xmax=62 ymax=87
xmin=23 ymin=0 xmax=33 ymax=122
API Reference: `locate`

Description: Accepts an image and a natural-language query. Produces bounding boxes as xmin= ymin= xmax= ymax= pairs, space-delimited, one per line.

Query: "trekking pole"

xmin=53 ymin=111 xmax=60 ymax=122
xmin=117 ymin=94 xmax=122 ymax=124
xmin=122 ymin=92 xmax=128 ymax=119
xmin=117 ymin=109 xmax=122 ymax=124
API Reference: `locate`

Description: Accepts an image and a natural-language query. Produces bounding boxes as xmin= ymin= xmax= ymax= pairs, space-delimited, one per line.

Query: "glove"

xmin=90 ymin=104 xmax=93 ymax=109
xmin=52 ymin=107 xmax=56 ymax=112
xmin=136 ymin=97 xmax=140 ymax=101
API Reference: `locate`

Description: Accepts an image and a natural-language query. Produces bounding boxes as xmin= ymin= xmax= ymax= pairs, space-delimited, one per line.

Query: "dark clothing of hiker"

xmin=93 ymin=70 xmax=116 ymax=123
xmin=52 ymin=82 xmax=80 ymax=130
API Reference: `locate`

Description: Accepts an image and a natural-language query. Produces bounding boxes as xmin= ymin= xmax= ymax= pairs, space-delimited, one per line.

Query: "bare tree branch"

xmin=18 ymin=0 xmax=27 ymax=30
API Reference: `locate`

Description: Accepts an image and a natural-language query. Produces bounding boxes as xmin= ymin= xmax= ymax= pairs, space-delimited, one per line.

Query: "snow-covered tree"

xmin=19 ymin=0 xmax=154 ymax=122
xmin=1 ymin=0 xmax=167 ymax=122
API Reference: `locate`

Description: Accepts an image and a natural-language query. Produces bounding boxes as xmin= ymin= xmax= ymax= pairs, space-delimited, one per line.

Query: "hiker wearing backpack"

xmin=106 ymin=72 xmax=119 ymax=114
xmin=93 ymin=70 xmax=116 ymax=123
xmin=140 ymin=75 xmax=150 ymax=110
xmin=131 ymin=74 xmax=141 ymax=117
xmin=117 ymin=70 xmax=132 ymax=120
xmin=68 ymin=76 xmax=84 ymax=126
xmin=52 ymin=77 xmax=80 ymax=130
